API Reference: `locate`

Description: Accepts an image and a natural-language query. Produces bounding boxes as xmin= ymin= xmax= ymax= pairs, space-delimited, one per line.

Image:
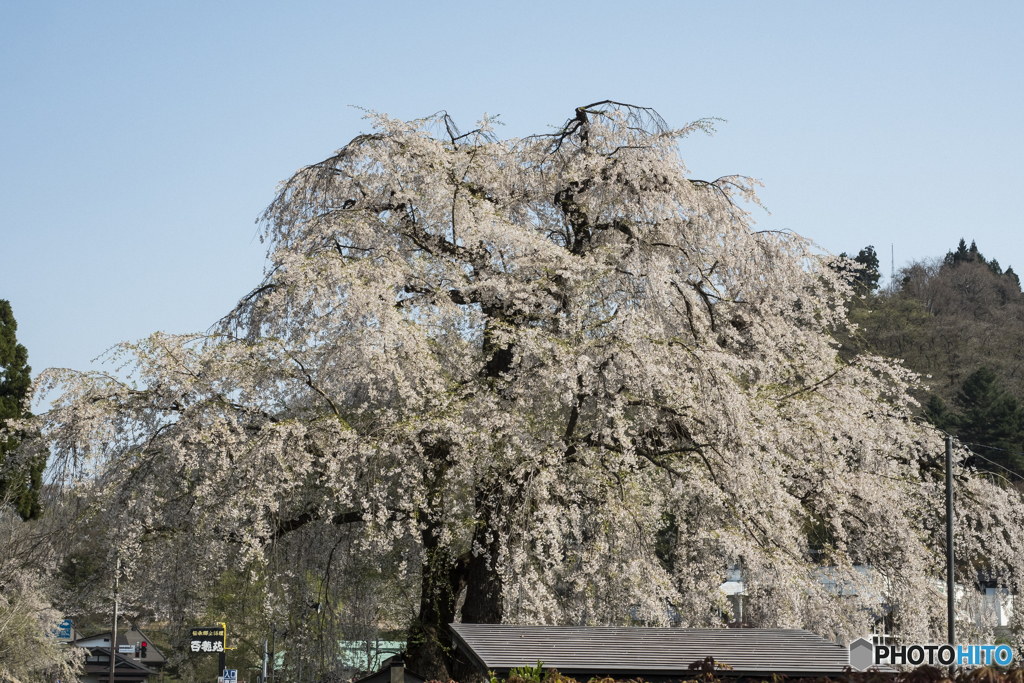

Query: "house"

xmin=72 ymin=627 xmax=167 ymax=683
xmin=338 ymin=640 xmax=405 ymax=677
xmin=352 ymin=658 xmax=425 ymax=683
xmin=720 ymin=567 xmax=1015 ymax=633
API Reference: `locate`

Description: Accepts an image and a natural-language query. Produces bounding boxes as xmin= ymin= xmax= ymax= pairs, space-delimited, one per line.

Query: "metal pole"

xmin=269 ymin=628 xmax=276 ymax=683
xmin=109 ymin=554 xmax=120 ymax=683
xmin=263 ymin=640 xmax=268 ymax=683
xmin=946 ymin=435 xmax=955 ymax=646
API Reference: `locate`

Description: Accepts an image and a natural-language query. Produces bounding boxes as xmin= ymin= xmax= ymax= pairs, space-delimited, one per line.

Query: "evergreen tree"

xmin=938 ymin=367 xmax=1024 ymax=477
xmin=1005 ymin=266 xmax=1021 ymax=291
xmin=835 ymin=245 xmax=880 ymax=294
xmin=854 ymin=245 xmax=881 ymax=292
xmin=941 ymin=237 xmax=1015 ymax=278
xmin=954 ymin=368 xmax=1021 ymax=438
xmin=0 ymin=300 xmax=43 ymax=519
xmin=923 ymin=395 xmax=955 ymax=433
xmin=945 ymin=238 xmax=972 ymax=267
xmin=969 ymin=239 xmax=982 ymax=263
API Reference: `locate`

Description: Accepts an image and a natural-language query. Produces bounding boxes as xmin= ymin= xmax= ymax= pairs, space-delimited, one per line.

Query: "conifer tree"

xmin=854 ymin=245 xmax=881 ymax=292
xmin=923 ymin=367 xmax=1024 ymax=476
xmin=0 ymin=300 xmax=43 ymax=520
xmin=835 ymin=245 xmax=879 ymax=294
xmin=953 ymin=367 xmax=1024 ymax=473
xmin=1006 ymin=266 xmax=1021 ymax=290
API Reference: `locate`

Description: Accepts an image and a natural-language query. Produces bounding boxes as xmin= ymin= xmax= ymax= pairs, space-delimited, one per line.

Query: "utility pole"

xmin=269 ymin=627 xmax=276 ymax=683
xmin=109 ymin=553 xmax=120 ymax=683
xmin=946 ymin=435 xmax=955 ymax=645
xmin=262 ymin=640 xmax=268 ymax=683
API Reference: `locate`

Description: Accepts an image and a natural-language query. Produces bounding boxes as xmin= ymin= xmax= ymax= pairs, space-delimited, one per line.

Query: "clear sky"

xmin=2 ymin=1 xmax=1022 ymax=380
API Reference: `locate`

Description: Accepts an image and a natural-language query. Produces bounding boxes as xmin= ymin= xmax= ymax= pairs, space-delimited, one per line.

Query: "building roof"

xmin=450 ymin=624 xmax=873 ymax=679
xmin=352 ymin=662 xmax=425 ymax=683
xmin=339 ymin=640 xmax=405 ymax=672
xmin=81 ymin=647 xmax=156 ymax=683
xmin=75 ymin=627 xmax=166 ymax=667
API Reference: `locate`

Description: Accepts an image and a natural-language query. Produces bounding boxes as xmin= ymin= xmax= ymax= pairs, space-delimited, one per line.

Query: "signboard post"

xmin=189 ymin=627 xmax=226 ymax=653
xmin=190 ymin=623 xmax=229 ymax=678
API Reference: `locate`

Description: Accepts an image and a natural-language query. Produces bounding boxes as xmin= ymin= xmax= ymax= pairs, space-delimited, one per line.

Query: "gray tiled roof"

xmin=451 ymin=624 xmax=867 ymax=678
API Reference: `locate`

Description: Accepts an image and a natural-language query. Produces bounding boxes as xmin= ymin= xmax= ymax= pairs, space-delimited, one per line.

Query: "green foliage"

xmin=193 ymin=568 xmax=272 ymax=682
xmin=58 ymin=549 xmax=105 ymax=594
xmin=955 ymin=368 xmax=1021 ymax=441
xmin=836 ymin=245 xmax=881 ymax=294
xmin=0 ymin=300 xmax=43 ymax=520
xmin=949 ymin=368 xmax=1024 ymax=474
xmin=654 ymin=512 xmax=678 ymax=574
xmin=507 ymin=661 xmax=546 ymax=683
xmin=923 ymin=395 xmax=955 ymax=433
xmin=944 ymin=238 xmax=1019 ymax=282
xmin=853 ymin=245 xmax=881 ymax=293
xmin=921 ymin=367 xmax=1024 ymax=474
xmin=841 ymin=239 xmax=1024 ymax=480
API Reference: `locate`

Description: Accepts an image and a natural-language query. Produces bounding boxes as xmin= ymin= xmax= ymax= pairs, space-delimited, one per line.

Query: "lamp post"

xmin=945 ymin=435 xmax=955 ymax=646
xmin=109 ymin=554 xmax=120 ymax=683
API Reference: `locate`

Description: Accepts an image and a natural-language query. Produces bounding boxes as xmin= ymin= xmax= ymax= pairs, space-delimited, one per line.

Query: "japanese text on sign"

xmin=189 ymin=627 xmax=225 ymax=653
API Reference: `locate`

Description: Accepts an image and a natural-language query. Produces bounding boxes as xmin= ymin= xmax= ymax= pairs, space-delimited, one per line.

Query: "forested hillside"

xmin=840 ymin=240 xmax=1024 ymax=481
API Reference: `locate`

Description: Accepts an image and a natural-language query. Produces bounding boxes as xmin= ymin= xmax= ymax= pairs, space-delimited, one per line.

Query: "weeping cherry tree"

xmin=37 ymin=102 xmax=1023 ymax=681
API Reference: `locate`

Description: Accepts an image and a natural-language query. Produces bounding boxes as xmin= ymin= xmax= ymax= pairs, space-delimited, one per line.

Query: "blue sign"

xmin=56 ymin=620 xmax=72 ymax=639
xmin=223 ymin=670 xmax=238 ymax=682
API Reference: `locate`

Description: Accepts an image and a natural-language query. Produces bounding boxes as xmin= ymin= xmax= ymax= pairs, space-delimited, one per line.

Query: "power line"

xmin=955 ymin=441 xmax=1024 ymax=483
xmin=960 ymin=441 xmax=1024 ymax=458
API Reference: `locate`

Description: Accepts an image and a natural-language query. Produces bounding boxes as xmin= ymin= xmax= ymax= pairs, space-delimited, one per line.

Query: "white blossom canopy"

xmin=37 ymin=103 xmax=1023 ymax=679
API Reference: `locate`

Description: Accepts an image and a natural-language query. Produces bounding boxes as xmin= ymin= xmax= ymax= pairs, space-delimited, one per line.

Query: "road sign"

xmin=224 ymin=669 xmax=238 ymax=682
xmin=118 ymin=645 xmax=135 ymax=654
xmin=56 ymin=620 xmax=72 ymax=640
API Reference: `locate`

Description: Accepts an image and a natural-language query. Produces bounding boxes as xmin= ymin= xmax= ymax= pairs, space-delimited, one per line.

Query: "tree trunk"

xmin=452 ymin=502 xmax=504 ymax=683
xmin=408 ymin=316 xmax=514 ymax=682
xmin=405 ymin=517 xmax=466 ymax=681
xmin=406 ymin=491 xmax=505 ymax=683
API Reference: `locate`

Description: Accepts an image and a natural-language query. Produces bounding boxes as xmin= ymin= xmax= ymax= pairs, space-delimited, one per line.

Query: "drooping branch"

xmin=272 ymin=509 xmax=366 ymax=540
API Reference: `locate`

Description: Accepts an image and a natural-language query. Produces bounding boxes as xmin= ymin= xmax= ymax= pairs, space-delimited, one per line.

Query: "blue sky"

xmin=2 ymin=1 xmax=1022 ymax=380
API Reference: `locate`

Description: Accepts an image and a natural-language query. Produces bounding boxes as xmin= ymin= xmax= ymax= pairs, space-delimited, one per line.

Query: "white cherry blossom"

xmin=37 ymin=103 xmax=1023 ymax=680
